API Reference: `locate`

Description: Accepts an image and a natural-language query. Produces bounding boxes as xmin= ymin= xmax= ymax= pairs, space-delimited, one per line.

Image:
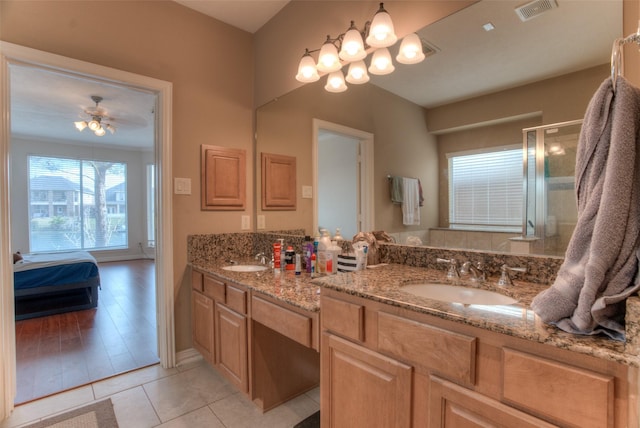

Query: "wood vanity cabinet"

xmin=191 ymin=269 xmax=214 ymax=363
xmin=215 ymin=283 xmax=248 ymax=392
xmin=320 ymin=288 xmax=638 ymax=428
xmin=191 ymin=267 xmax=320 ymax=410
xmin=191 ymin=269 xmax=249 ymax=393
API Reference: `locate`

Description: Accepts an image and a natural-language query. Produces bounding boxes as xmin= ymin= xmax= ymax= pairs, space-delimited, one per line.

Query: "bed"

xmin=13 ymin=251 xmax=100 ymax=320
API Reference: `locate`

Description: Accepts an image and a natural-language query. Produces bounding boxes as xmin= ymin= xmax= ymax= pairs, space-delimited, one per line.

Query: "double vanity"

xmin=188 ymin=233 xmax=640 ymax=428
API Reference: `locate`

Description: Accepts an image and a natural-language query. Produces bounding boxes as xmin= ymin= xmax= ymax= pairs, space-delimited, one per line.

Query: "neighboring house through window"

xmin=28 ymin=155 xmax=128 ymax=252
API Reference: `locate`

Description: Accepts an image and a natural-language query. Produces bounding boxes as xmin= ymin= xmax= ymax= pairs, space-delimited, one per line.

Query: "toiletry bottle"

xmin=303 ymin=237 xmax=314 ymax=273
xmin=295 ymin=254 xmax=301 ymax=275
xmin=285 ymin=246 xmax=295 ymax=271
xmin=330 ymin=240 xmax=342 ymax=274
xmin=273 ymin=241 xmax=282 ymax=269
xmin=317 ymin=229 xmax=331 ymax=274
xmin=310 ymin=253 xmax=316 ymax=277
xmin=279 ymin=239 xmax=286 ymax=272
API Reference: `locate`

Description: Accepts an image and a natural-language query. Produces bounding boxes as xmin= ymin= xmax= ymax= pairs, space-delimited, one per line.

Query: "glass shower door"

xmin=523 ymin=120 xmax=581 ymax=256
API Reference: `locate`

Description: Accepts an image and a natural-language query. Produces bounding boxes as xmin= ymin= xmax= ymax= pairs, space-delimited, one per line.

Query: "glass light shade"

xmin=396 ymin=33 xmax=425 ymax=64
xmin=94 ymin=126 xmax=106 ymax=136
xmin=106 ymin=124 xmax=116 ymax=134
xmin=317 ymin=40 xmax=342 ymax=73
xmin=365 ymin=3 xmax=397 ymax=48
xmin=88 ymin=118 xmax=101 ymax=131
xmin=368 ymin=48 xmax=395 ymax=75
xmin=324 ymin=70 xmax=348 ymax=93
xmin=346 ymin=61 xmax=370 ymax=84
xmin=295 ymin=52 xmax=320 ymax=82
xmin=74 ymin=121 xmax=87 ymax=131
xmin=339 ymin=24 xmax=366 ymax=61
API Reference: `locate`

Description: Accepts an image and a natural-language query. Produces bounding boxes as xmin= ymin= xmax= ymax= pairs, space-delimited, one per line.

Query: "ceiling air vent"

xmin=421 ymin=39 xmax=439 ymax=59
xmin=515 ymin=0 xmax=558 ymax=22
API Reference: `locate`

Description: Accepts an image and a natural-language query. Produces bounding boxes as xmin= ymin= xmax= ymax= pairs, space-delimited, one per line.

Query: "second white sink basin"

xmin=222 ymin=264 xmax=268 ymax=272
xmin=401 ymin=283 xmax=517 ymax=305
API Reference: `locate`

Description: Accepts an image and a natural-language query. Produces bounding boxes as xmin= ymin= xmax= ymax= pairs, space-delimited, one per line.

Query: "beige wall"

xmin=256 ymin=81 xmax=439 ymax=235
xmin=0 ymin=0 xmax=254 ymax=351
xmin=431 ymin=64 xmax=609 ymax=227
xmin=253 ymin=0 xmax=476 ymax=107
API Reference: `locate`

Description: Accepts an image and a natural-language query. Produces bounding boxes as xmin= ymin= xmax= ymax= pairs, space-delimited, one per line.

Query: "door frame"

xmin=0 ymin=41 xmax=175 ymax=417
xmin=312 ymin=119 xmax=374 ymax=235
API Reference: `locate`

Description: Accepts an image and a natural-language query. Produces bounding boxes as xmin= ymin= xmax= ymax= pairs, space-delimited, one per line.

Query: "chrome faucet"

xmin=437 ymin=258 xmax=460 ymax=280
xmin=460 ymin=261 xmax=486 ymax=284
xmin=255 ymin=252 xmax=267 ymax=265
xmin=497 ymin=264 xmax=527 ymax=287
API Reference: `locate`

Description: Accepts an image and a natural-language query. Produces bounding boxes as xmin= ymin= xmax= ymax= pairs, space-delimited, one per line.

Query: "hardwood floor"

xmin=14 ymin=259 xmax=158 ymax=404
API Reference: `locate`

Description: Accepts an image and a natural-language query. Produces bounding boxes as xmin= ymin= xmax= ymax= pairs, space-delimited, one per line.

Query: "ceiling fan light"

xmin=94 ymin=126 xmax=106 ymax=137
xmin=88 ymin=118 xmax=101 ymax=131
xmin=324 ymin=70 xmax=348 ymax=93
xmin=346 ymin=60 xmax=370 ymax=84
xmin=74 ymin=121 xmax=87 ymax=131
xmin=339 ymin=22 xmax=366 ymax=61
xmin=396 ymin=33 xmax=426 ymax=64
xmin=296 ymin=50 xmax=320 ymax=83
xmin=365 ymin=3 xmax=397 ymax=48
xmin=106 ymin=124 xmax=116 ymax=134
xmin=317 ymin=38 xmax=342 ymax=73
xmin=368 ymin=48 xmax=395 ymax=75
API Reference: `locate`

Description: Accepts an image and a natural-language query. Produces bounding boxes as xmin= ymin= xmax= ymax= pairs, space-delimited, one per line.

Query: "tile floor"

xmin=2 ymin=359 xmax=320 ymax=428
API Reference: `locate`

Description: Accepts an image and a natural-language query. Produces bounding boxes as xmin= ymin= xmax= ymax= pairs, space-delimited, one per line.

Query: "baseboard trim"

xmin=175 ymin=348 xmax=203 ymax=367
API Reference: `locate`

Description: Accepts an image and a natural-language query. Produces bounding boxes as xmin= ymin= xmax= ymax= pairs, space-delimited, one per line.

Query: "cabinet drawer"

xmin=191 ymin=269 xmax=204 ymax=292
xmin=204 ymin=275 xmax=226 ymax=301
xmin=377 ymin=311 xmax=476 ymax=385
xmin=321 ymin=295 xmax=364 ymax=342
xmin=226 ymin=285 xmax=247 ymax=314
xmin=502 ymin=349 xmax=614 ymax=428
xmin=252 ymin=296 xmax=311 ymax=348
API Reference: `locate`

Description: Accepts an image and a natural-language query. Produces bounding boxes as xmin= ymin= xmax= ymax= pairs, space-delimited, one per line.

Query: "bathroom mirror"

xmin=255 ymin=1 xmax=621 ymax=256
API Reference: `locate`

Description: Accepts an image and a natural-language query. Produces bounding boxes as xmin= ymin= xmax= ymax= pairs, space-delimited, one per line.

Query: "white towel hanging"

xmin=402 ymin=177 xmax=420 ymax=225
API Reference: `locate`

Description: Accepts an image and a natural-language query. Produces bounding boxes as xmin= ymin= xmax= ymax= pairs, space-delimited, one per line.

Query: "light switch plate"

xmin=302 ymin=185 xmax=313 ymax=199
xmin=257 ymin=215 xmax=266 ymax=230
xmin=241 ymin=215 xmax=251 ymax=230
xmin=174 ymin=178 xmax=191 ymax=195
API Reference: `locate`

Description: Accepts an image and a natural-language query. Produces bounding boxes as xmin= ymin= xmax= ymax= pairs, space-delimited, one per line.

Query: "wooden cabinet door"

xmin=192 ymin=291 xmax=214 ymax=363
xmin=215 ymin=302 xmax=248 ymax=392
xmin=321 ymin=333 xmax=411 ymax=428
xmin=201 ymin=145 xmax=246 ymax=210
xmin=428 ymin=376 xmax=558 ymax=428
xmin=261 ymin=152 xmax=296 ymax=210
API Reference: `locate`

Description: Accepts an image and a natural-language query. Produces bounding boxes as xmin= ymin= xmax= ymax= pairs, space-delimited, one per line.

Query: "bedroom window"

xmin=28 ymin=155 xmax=128 ymax=252
xmin=146 ymin=164 xmax=155 ymax=248
xmin=448 ymin=146 xmax=523 ymax=232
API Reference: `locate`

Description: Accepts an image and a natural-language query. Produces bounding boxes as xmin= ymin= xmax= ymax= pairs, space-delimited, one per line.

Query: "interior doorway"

xmin=0 ymin=42 xmax=174 ymax=413
xmin=312 ymin=119 xmax=374 ymax=238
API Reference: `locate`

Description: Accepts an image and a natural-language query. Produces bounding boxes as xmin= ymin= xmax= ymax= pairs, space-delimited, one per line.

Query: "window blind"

xmin=448 ymin=148 xmax=523 ymax=231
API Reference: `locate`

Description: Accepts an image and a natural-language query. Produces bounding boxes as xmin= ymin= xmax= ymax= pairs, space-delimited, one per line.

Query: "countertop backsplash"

xmin=188 ymin=231 xmax=563 ymax=285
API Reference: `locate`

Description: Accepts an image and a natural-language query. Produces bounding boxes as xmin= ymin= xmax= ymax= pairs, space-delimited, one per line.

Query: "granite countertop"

xmin=191 ymin=259 xmax=322 ymax=313
xmin=191 ymin=259 xmax=640 ymax=367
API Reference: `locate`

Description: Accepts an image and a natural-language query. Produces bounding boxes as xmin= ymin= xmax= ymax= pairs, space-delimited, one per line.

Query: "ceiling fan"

xmin=74 ymin=95 xmax=116 ymax=137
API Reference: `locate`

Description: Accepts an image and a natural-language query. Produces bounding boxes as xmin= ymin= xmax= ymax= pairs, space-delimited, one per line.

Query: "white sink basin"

xmin=401 ymin=283 xmax=517 ymax=305
xmin=222 ymin=264 xmax=268 ymax=272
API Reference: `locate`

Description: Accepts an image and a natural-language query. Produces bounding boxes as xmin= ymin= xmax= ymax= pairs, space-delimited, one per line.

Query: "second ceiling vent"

xmin=515 ymin=0 xmax=558 ymax=22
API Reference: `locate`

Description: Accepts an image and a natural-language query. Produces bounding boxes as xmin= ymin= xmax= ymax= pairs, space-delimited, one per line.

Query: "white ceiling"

xmin=9 ymin=1 xmax=622 ymax=149
xmin=173 ymin=0 xmax=290 ymax=33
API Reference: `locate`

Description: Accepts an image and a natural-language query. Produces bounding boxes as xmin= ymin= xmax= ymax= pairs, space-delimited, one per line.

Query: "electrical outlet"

xmin=257 ymin=215 xmax=266 ymax=230
xmin=302 ymin=185 xmax=313 ymax=198
xmin=241 ymin=215 xmax=250 ymax=230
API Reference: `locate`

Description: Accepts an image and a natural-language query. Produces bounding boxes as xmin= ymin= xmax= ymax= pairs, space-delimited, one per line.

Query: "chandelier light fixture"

xmin=74 ymin=95 xmax=116 ymax=137
xmin=295 ymin=2 xmax=426 ymax=92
